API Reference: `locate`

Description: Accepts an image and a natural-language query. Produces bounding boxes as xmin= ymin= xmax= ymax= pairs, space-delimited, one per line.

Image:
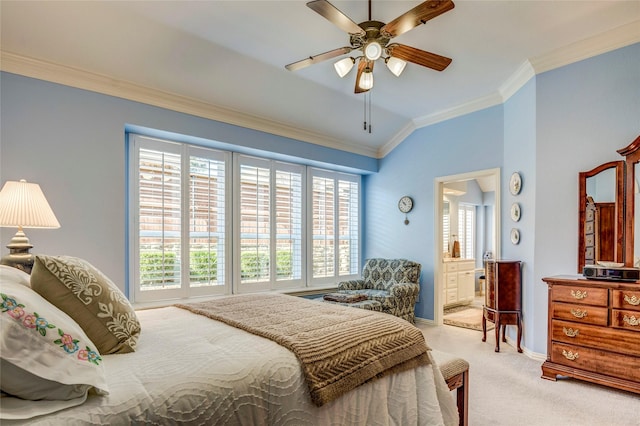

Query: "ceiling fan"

xmin=285 ymin=0 xmax=455 ymax=94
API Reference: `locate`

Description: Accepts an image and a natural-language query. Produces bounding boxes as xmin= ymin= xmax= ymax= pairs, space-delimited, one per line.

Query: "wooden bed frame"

xmin=432 ymin=350 xmax=469 ymax=426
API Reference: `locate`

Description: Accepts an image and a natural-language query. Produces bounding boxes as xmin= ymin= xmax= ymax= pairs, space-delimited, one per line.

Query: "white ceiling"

xmin=1 ymin=1 xmax=639 ymax=158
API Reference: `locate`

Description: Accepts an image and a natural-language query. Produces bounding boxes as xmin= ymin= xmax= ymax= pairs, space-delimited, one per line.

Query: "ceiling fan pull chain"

xmin=363 ymin=93 xmax=367 ymax=131
xmin=369 ymin=92 xmax=372 ymax=134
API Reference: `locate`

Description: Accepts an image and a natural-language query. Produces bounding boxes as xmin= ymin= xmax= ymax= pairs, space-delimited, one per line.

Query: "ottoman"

xmin=322 ymin=298 xmax=383 ymax=312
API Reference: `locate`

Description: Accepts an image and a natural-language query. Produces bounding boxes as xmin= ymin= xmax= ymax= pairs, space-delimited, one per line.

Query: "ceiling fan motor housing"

xmin=350 ymin=21 xmax=391 ymax=58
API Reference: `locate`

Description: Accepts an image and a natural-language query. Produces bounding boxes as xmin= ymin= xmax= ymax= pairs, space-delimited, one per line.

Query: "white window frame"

xmin=233 ymin=154 xmax=306 ymax=294
xmin=307 ymin=168 xmax=361 ymax=287
xmin=129 ymin=135 xmax=232 ymax=303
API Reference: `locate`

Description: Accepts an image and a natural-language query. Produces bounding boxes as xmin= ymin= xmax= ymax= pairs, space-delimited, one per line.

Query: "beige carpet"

xmin=443 ymin=305 xmax=494 ymax=331
xmin=418 ymin=322 xmax=639 ymax=426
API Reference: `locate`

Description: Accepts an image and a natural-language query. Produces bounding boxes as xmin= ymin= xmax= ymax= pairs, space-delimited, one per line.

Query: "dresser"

xmin=443 ymin=259 xmax=475 ymax=307
xmin=482 ymin=260 xmax=522 ymax=352
xmin=541 ymin=276 xmax=640 ymax=394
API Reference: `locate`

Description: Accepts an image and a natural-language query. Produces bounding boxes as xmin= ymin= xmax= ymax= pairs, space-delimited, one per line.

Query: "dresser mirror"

xmin=577 ymin=161 xmax=624 ymax=272
xmin=617 ymin=135 xmax=640 ymax=268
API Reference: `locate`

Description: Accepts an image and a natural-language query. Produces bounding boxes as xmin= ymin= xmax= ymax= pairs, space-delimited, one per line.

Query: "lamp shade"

xmin=386 ymin=57 xmax=407 ymax=77
xmin=0 ymin=180 xmax=60 ymax=229
xmin=358 ymin=68 xmax=374 ymax=90
xmin=334 ymin=57 xmax=355 ymax=78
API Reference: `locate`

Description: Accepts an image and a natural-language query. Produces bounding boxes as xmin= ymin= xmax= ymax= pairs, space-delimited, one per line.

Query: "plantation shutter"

xmin=189 ymin=151 xmax=227 ymax=289
xmin=458 ymin=203 xmax=475 ymax=260
xmin=312 ymin=175 xmax=335 ymax=278
xmin=338 ymin=179 xmax=359 ymax=276
xmin=138 ymin=146 xmax=182 ymax=292
xmin=239 ymin=159 xmax=271 ymax=285
xmin=309 ymin=169 xmax=360 ymax=285
xmin=275 ymin=168 xmax=303 ymax=281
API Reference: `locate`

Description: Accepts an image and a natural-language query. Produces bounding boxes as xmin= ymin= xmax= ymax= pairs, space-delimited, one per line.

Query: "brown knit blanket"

xmin=175 ymin=293 xmax=431 ymax=406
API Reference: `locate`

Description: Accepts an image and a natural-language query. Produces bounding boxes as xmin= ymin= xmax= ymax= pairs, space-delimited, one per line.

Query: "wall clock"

xmin=398 ymin=196 xmax=413 ymax=225
xmin=509 ymin=172 xmax=522 ymax=195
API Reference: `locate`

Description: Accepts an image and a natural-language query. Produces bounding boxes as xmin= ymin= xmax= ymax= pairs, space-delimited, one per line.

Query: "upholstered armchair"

xmin=337 ymin=258 xmax=421 ymax=323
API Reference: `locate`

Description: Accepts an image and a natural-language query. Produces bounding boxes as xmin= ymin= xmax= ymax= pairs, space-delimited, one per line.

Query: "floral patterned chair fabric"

xmin=337 ymin=258 xmax=421 ymax=323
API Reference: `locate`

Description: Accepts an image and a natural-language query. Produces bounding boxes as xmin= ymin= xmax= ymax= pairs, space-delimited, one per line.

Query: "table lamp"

xmin=0 ymin=179 xmax=60 ymax=274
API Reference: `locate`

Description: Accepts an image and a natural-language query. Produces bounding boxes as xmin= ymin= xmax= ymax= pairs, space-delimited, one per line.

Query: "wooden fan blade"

xmin=285 ymin=46 xmax=353 ymax=71
xmin=307 ymin=0 xmax=365 ymax=36
xmin=387 ymin=44 xmax=452 ymax=71
xmin=354 ymin=59 xmax=373 ymax=94
xmin=381 ymin=0 xmax=455 ymax=38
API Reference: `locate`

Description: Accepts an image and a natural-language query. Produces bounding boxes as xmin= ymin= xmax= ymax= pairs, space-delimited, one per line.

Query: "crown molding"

xmin=412 ymin=92 xmax=504 ymax=130
xmin=499 ymin=60 xmax=536 ymax=102
xmin=377 ymin=121 xmax=417 ymax=158
xmin=0 ymin=51 xmax=379 ymax=159
xmin=530 ymin=20 xmax=640 ymax=74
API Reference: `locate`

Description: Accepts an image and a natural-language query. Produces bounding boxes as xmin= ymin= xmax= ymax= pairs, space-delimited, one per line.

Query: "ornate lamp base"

xmin=1 ymin=228 xmax=35 ymax=274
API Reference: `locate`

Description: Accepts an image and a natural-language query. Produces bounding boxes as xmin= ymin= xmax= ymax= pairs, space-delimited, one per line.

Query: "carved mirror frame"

xmin=578 ymin=160 xmax=625 ymax=273
xmin=617 ymin=134 xmax=640 ymax=268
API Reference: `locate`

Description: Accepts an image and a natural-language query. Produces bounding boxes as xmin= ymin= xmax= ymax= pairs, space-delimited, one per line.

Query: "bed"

xmin=1 ymin=258 xmax=458 ymax=425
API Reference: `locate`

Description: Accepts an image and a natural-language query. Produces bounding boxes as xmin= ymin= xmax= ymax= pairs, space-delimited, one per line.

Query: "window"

xmin=129 ymin=134 xmax=360 ymax=302
xmin=131 ymin=136 xmax=230 ymax=303
xmin=308 ymin=168 xmax=360 ymax=286
xmin=458 ymin=203 xmax=475 ymax=259
xmin=234 ymin=155 xmax=304 ymax=293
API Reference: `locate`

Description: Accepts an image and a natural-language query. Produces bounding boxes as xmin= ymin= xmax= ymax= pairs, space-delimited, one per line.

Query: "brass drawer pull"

xmin=624 ymin=294 xmax=640 ymax=306
xmin=571 ymin=290 xmax=587 ymax=300
xmin=562 ymin=349 xmax=579 ymax=361
xmin=562 ymin=327 xmax=579 ymax=337
xmin=570 ymin=308 xmax=588 ymax=319
xmin=623 ymin=315 xmax=640 ymax=327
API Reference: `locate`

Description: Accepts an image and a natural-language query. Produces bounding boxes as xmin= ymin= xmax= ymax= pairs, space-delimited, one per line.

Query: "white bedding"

xmin=4 ymin=306 xmax=458 ymax=425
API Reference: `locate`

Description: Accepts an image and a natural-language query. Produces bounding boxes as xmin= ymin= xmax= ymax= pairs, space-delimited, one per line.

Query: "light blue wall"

xmin=0 ymin=72 xmax=377 ymax=289
xmin=363 ymin=106 xmax=504 ymax=320
xmin=364 ymin=42 xmax=639 ymax=354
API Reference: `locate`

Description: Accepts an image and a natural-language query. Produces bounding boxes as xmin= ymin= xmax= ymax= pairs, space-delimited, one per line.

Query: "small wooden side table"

xmin=482 ymin=260 xmax=523 ymax=353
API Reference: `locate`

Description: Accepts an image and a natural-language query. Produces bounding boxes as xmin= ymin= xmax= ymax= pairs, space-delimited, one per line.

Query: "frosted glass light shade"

xmin=386 ymin=57 xmax=407 ymax=77
xmin=334 ymin=57 xmax=355 ymax=78
xmin=364 ymin=42 xmax=382 ymax=61
xmin=0 ymin=180 xmax=60 ymax=229
xmin=358 ymin=69 xmax=374 ymax=90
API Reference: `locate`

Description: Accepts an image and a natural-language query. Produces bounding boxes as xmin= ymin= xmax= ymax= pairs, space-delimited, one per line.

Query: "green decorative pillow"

xmin=30 ymin=255 xmax=140 ymax=354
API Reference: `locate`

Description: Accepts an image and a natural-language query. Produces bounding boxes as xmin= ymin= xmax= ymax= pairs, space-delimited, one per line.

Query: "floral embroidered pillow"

xmin=0 ymin=279 xmax=108 ymax=409
xmin=31 ymin=255 xmax=141 ymax=355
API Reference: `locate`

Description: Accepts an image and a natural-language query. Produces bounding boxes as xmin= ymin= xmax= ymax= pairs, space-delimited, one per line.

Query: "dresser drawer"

xmin=612 ymin=309 xmax=640 ymax=333
xmin=612 ymin=289 xmax=640 ymax=311
xmin=551 ymin=302 xmax=608 ymax=326
xmin=550 ymin=342 xmax=640 ymax=382
xmin=445 ymin=262 xmax=459 ymax=273
xmin=551 ymin=319 xmax=640 ymax=357
xmin=550 ymin=286 xmax=608 ymax=306
xmin=446 ymin=274 xmax=458 ymax=288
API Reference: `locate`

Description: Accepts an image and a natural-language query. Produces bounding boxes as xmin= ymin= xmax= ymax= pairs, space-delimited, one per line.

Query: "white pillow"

xmin=0 ymin=264 xmax=31 ymax=287
xmin=0 ymin=279 xmax=109 ymax=419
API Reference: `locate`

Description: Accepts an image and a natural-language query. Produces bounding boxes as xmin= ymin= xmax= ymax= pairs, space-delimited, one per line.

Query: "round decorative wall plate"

xmin=509 ymin=172 xmax=522 ymax=195
xmin=510 ymin=228 xmax=520 ymax=245
xmin=510 ymin=202 xmax=521 ymax=222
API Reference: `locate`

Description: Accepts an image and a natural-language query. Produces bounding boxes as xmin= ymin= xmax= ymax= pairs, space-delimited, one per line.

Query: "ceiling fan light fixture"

xmin=358 ymin=67 xmax=374 ymax=90
xmin=385 ymin=56 xmax=407 ymax=77
xmin=334 ymin=57 xmax=355 ymax=78
xmin=363 ymin=41 xmax=382 ymax=61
